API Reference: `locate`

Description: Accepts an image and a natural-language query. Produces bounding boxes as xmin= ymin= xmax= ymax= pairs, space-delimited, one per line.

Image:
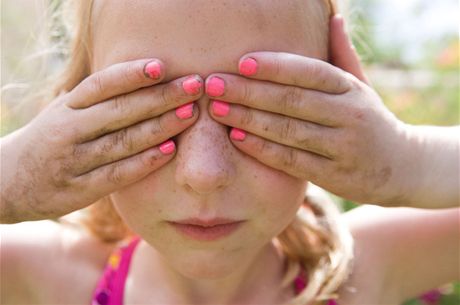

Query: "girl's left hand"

xmin=204 ymin=20 xmax=414 ymax=206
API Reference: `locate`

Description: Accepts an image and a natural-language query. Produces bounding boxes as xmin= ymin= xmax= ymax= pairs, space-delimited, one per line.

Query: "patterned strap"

xmin=92 ymin=237 xmax=141 ymax=305
xmin=92 ymin=237 xmax=337 ymax=305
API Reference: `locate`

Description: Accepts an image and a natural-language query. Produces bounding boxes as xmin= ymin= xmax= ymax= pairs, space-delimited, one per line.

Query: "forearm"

xmin=0 ymin=129 xmax=30 ymax=223
xmin=404 ymin=125 xmax=459 ymax=209
xmin=0 ymin=127 xmax=46 ymax=223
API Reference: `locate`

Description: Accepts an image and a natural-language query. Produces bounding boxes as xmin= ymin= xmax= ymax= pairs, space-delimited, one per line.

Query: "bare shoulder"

xmin=336 ymin=205 xmax=401 ymax=304
xmin=0 ymin=218 xmax=115 ymax=304
xmin=337 ymin=205 xmax=459 ymax=304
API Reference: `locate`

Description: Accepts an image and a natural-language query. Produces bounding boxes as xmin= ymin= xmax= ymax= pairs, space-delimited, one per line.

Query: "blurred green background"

xmin=343 ymin=1 xmax=459 ymax=304
xmin=1 ymin=0 xmax=459 ymax=304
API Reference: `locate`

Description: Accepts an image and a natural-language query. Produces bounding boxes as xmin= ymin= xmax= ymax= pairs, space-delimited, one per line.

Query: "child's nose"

xmin=175 ymin=104 xmax=236 ymax=195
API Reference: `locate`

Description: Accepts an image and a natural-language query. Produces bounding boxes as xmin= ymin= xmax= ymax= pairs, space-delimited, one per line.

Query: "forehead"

xmin=91 ymin=0 xmax=329 ymax=80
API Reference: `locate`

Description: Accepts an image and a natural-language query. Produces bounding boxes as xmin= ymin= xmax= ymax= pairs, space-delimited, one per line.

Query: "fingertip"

xmin=329 ymin=14 xmax=345 ymax=36
xmin=175 ymin=102 xmax=197 ymax=120
xmin=205 ymin=74 xmax=226 ymax=97
xmin=143 ymin=145 xmax=174 ymax=170
xmin=239 ymin=57 xmax=258 ymax=77
xmin=182 ymin=75 xmax=204 ymax=95
xmin=210 ymin=100 xmax=230 ymax=118
xmin=230 ymin=128 xmax=247 ymax=141
xmin=332 ymin=14 xmax=344 ymax=23
xmin=144 ymin=59 xmax=165 ymax=80
xmin=159 ymin=139 xmax=176 ymax=155
xmin=239 ymin=52 xmax=264 ymax=65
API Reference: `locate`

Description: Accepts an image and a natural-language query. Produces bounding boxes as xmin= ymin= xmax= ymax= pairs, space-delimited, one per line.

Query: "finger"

xmin=73 ymin=140 xmax=176 ymax=196
xmin=205 ymin=73 xmax=344 ymax=126
xmin=77 ymin=74 xmax=203 ymax=143
xmin=236 ymin=51 xmax=352 ymax=94
xmin=227 ymin=128 xmax=330 ymax=181
xmin=74 ymin=104 xmax=198 ymax=175
xmin=329 ymin=15 xmax=370 ymax=85
xmin=66 ymin=58 xmax=165 ymax=109
xmin=209 ymin=101 xmax=337 ymax=158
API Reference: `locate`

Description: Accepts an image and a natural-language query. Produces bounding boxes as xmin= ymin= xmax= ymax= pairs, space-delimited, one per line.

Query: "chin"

xmin=169 ymin=249 xmax=248 ymax=280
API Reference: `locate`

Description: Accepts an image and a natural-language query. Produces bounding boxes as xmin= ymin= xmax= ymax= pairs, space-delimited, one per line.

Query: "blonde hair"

xmin=34 ymin=0 xmax=353 ymax=304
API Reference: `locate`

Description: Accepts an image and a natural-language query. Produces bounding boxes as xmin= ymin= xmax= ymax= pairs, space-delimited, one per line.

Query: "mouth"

xmin=168 ymin=218 xmax=245 ymax=241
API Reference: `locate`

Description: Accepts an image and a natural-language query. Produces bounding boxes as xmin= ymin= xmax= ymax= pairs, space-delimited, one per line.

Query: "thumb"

xmin=329 ymin=15 xmax=370 ymax=85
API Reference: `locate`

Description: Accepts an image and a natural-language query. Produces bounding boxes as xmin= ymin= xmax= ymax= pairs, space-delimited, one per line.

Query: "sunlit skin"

xmin=0 ymin=2 xmax=458 ymax=304
xmin=91 ymin=0 xmax=328 ymax=303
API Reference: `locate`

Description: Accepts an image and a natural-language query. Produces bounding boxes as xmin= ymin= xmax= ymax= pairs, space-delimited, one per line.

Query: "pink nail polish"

xmin=230 ymin=128 xmax=246 ymax=141
xmin=206 ymin=77 xmax=225 ymax=97
xmin=176 ymin=103 xmax=194 ymax=119
xmin=182 ymin=76 xmax=202 ymax=95
xmin=159 ymin=140 xmax=176 ymax=155
xmin=212 ymin=100 xmax=230 ymax=117
xmin=144 ymin=61 xmax=161 ymax=79
xmin=239 ymin=58 xmax=258 ymax=76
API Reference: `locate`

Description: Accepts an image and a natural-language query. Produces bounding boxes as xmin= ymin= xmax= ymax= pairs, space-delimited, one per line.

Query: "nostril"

xmin=175 ymin=149 xmax=236 ymax=195
xmin=182 ymin=181 xmax=226 ymax=195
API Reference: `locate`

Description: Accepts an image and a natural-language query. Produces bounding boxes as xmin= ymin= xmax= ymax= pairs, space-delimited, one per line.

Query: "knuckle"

xmin=110 ymin=94 xmax=129 ymax=115
xmin=281 ymin=86 xmax=302 ymax=114
xmin=149 ymin=118 xmax=166 ymax=138
xmin=44 ymin=125 xmax=65 ymax=144
xmin=49 ymin=157 xmax=74 ymax=188
xmin=90 ymin=72 xmax=106 ymax=97
xmin=123 ymin=62 xmax=145 ymax=85
xmin=241 ymin=81 xmax=253 ymax=106
xmin=280 ymin=117 xmax=297 ymax=140
xmin=307 ymin=61 xmax=323 ymax=81
xmin=144 ymin=150 xmax=162 ymax=167
xmin=305 ymin=61 xmax=329 ymax=89
xmin=160 ymin=84 xmax=173 ymax=108
xmin=296 ymin=123 xmax=318 ymax=147
xmin=107 ymin=163 xmax=125 ymax=185
xmin=274 ymin=53 xmax=283 ymax=77
xmin=43 ymin=123 xmax=74 ymax=146
xmin=98 ymin=137 xmax=115 ymax=155
xmin=258 ymin=139 xmax=272 ymax=156
xmin=282 ymin=148 xmax=298 ymax=169
xmin=113 ymin=128 xmax=134 ymax=151
xmin=71 ymin=144 xmax=87 ymax=165
xmin=348 ymin=104 xmax=371 ymax=126
xmin=347 ymin=74 xmax=361 ymax=90
xmin=239 ymin=108 xmax=255 ymax=126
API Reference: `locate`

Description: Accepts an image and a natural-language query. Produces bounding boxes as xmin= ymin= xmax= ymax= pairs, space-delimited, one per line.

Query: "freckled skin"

xmin=91 ymin=0 xmax=329 ymax=302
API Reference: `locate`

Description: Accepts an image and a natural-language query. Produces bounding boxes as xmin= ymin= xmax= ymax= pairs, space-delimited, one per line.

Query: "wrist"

xmin=378 ymin=122 xmax=423 ymax=207
xmin=396 ymin=125 xmax=459 ymax=209
xmin=0 ymin=127 xmax=29 ymax=223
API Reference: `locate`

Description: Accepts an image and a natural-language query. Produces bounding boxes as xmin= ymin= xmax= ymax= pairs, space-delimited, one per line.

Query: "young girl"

xmin=1 ymin=0 xmax=458 ymax=305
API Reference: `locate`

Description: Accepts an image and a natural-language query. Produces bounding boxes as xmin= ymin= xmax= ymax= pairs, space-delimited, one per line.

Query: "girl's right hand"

xmin=0 ymin=58 xmax=202 ymax=223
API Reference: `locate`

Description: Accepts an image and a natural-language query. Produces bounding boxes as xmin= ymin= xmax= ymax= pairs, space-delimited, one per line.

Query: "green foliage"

xmin=2 ymin=0 xmax=458 ymax=303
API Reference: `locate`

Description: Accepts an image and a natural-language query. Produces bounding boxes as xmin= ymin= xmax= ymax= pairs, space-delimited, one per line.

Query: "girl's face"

xmin=91 ymin=0 xmax=328 ymax=279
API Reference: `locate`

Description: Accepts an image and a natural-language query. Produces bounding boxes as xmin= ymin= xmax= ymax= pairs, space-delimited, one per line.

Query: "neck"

xmin=132 ymin=240 xmax=294 ymax=305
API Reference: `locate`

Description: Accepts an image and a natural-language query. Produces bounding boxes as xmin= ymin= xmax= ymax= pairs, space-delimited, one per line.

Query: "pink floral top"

xmin=91 ymin=236 xmax=338 ymax=305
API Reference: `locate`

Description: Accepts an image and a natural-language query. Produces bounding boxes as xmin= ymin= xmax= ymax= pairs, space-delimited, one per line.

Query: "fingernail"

xmin=206 ymin=76 xmax=225 ymax=97
xmin=182 ymin=75 xmax=203 ymax=95
xmin=159 ymin=140 xmax=176 ymax=155
xmin=144 ymin=61 xmax=161 ymax=79
xmin=211 ymin=100 xmax=230 ymax=117
xmin=239 ymin=58 xmax=258 ymax=76
xmin=230 ymin=128 xmax=246 ymax=141
xmin=176 ymin=103 xmax=194 ymax=120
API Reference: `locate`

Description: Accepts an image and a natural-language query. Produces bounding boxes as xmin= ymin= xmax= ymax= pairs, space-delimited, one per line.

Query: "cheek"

xmin=244 ymin=159 xmax=307 ymax=237
xmin=109 ymin=168 xmax=173 ymax=231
